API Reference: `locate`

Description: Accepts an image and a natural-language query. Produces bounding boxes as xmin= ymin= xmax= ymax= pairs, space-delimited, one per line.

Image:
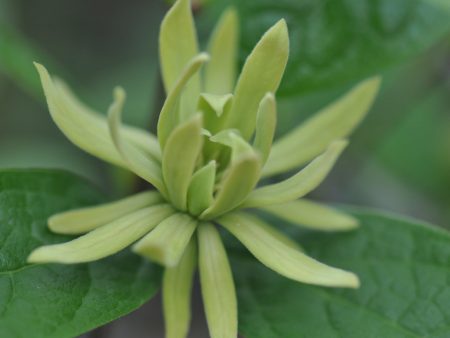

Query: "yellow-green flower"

xmin=28 ymin=0 xmax=380 ymax=337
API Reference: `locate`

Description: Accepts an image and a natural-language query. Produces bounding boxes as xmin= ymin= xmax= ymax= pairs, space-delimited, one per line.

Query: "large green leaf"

xmin=231 ymin=209 xmax=450 ymax=338
xmin=376 ymin=85 xmax=450 ymax=202
xmin=205 ymin=0 xmax=450 ymax=96
xmin=0 ymin=24 xmax=60 ymax=99
xmin=0 ymin=169 xmax=161 ymax=338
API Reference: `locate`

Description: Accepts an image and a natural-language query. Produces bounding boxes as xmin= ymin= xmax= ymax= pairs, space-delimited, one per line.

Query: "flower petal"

xmin=263 ymin=77 xmax=381 ymax=177
xmin=200 ymin=154 xmax=260 ymax=220
xmin=243 ymin=140 xmax=347 ymax=208
xmin=107 ymin=87 xmax=166 ymax=193
xmin=240 ymin=212 xmax=303 ymax=251
xmin=132 ymin=213 xmax=197 ymax=267
xmin=198 ymin=222 xmax=237 ymax=338
xmin=204 ymin=8 xmax=238 ymax=95
xmin=49 ymin=191 xmax=163 ymax=235
xmin=187 ymin=161 xmax=216 ymax=216
xmin=163 ymin=238 xmax=197 ymax=338
xmin=34 ymin=63 xmax=160 ymax=169
xmin=219 ymin=213 xmax=359 ymax=288
xmin=162 ymin=115 xmax=203 ymax=210
xmin=199 ymin=92 xmax=233 ymax=132
xmin=27 ymin=204 xmax=174 ymax=264
xmin=209 ymin=129 xmax=254 ymax=162
xmin=53 ymin=78 xmax=161 ymax=162
xmin=226 ymin=19 xmax=289 ymax=139
xmin=253 ymin=92 xmax=277 ymax=164
xmin=199 ymin=93 xmax=233 ymax=118
xmin=157 ymin=53 xmax=210 ymax=149
xmin=260 ymin=199 xmax=359 ymax=232
xmin=160 ymin=0 xmax=200 ymax=117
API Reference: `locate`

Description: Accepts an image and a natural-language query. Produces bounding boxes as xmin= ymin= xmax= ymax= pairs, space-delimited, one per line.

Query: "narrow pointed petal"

xmin=49 ymin=191 xmax=163 ymax=235
xmin=253 ymin=92 xmax=277 ymax=164
xmin=107 ymin=87 xmax=166 ymax=193
xmin=27 ymin=205 xmax=174 ymax=264
xmin=199 ymin=93 xmax=233 ymax=135
xmin=160 ymin=0 xmax=200 ymax=117
xmin=243 ymin=140 xmax=347 ymax=208
xmin=34 ymin=63 xmax=161 ymax=170
xmin=199 ymin=93 xmax=233 ymax=118
xmin=157 ymin=53 xmax=210 ymax=149
xmin=263 ymin=77 xmax=381 ymax=177
xmin=187 ymin=161 xmax=216 ymax=216
xmin=132 ymin=213 xmax=197 ymax=267
xmin=240 ymin=212 xmax=302 ymax=251
xmin=163 ymin=239 xmax=197 ymax=338
xmin=201 ymin=154 xmax=260 ymax=220
xmin=162 ymin=115 xmax=203 ymax=210
xmin=226 ymin=19 xmax=289 ymax=139
xmin=198 ymin=222 xmax=237 ymax=338
xmin=54 ymin=78 xmax=161 ymax=162
xmin=219 ymin=213 xmax=359 ymax=288
xmin=260 ymin=199 xmax=359 ymax=231
xmin=204 ymin=8 xmax=238 ymax=94
xmin=210 ymin=129 xmax=254 ymax=162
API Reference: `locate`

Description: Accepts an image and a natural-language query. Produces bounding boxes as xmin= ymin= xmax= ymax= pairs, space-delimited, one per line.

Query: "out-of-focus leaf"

xmin=232 ymin=209 xmax=450 ymax=337
xmin=376 ymin=84 xmax=450 ymax=202
xmin=0 ymin=25 xmax=58 ymax=98
xmin=0 ymin=170 xmax=161 ymax=337
xmin=0 ymin=138 xmax=101 ymax=183
xmin=205 ymin=0 xmax=450 ymax=96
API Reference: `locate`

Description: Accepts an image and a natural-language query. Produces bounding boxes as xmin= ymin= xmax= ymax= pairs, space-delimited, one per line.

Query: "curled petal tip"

xmin=196 ymin=52 xmax=211 ymax=63
xmin=264 ymin=91 xmax=275 ymax=100
xmin=113 ymin=86 xmax=126 ymax=101
xmin=33 ymin=61 xmax=43 ymax=69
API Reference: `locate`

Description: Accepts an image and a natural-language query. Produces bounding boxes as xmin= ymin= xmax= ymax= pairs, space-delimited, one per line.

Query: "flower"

xmin=28 ymin=0 xmax=380 ymax=337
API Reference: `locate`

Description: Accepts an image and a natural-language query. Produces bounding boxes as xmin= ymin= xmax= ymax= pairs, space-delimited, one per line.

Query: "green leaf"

xmin=207 ymin=0 xmax=450 ymax=96
xmin=375 ymin=84 xmax=450 ymax=203
xmin=230 ymin=208 xmax=450 ymax=338
xmin=0 ymin=169 xmax=161 ymax=337
xmin=0 ymin=23 xmax=59 ymax=99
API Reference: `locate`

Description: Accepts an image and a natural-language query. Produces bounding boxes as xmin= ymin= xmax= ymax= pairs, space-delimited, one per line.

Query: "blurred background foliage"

xmin=0 ymin=0 xmax=449 ymax=222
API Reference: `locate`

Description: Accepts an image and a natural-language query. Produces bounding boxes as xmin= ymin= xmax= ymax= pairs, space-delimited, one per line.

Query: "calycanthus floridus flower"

xmin=28 ymin=0 xmax=380 ymax=337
